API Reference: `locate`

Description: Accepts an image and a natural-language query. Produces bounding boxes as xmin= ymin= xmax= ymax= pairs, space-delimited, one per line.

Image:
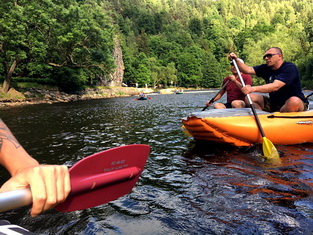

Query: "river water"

xmin=1 ymin=91 xmax=313 ymax=234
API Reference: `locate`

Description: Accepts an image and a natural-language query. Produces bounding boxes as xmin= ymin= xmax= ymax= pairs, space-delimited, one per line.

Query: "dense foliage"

xmin=0 ymin=0 xmax=312 ymax=92
xmin=0 ymin=0 xmax=115 ymax=93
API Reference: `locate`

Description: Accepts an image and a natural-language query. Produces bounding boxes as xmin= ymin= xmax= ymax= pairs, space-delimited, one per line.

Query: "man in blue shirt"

xmin=229 ymin=47 xmax=308 ymax=112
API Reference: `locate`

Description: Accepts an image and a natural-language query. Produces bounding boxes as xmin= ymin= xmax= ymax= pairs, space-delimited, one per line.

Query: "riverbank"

xmin=0 ymin=86 xmax=177 ymax=108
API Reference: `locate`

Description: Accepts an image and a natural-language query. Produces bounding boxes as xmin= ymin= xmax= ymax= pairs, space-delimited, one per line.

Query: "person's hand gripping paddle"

xmin=202 ymin=80 xmax=230 ymax=111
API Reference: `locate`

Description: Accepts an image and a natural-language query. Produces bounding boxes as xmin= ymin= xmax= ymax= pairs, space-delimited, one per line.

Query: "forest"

xmin=1 ymin=0 xmax=313 ymax=93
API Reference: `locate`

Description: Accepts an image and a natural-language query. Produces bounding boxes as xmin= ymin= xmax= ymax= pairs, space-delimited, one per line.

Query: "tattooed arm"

xmin=0 ymin=120 xmax=39 ymax=174
xmin=0 ymin=119 xmax=71 ymax=217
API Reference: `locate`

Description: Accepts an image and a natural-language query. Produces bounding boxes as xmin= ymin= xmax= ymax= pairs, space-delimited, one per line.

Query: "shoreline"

xmin=0 ymin=87 xmax=178 ymax=108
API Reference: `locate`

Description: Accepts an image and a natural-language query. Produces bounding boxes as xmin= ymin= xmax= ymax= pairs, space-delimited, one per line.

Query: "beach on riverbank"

xmin=0 ymin=86 xmax=179 ymax=107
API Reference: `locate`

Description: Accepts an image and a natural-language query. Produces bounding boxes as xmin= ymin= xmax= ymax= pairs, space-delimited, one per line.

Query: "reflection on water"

xmin=1 ymin=91 xmax=313 ymax=234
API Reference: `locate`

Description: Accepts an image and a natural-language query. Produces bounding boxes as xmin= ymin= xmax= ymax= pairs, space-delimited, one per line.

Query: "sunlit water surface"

xmin=1 ymin=91 xmax=313 ymax=234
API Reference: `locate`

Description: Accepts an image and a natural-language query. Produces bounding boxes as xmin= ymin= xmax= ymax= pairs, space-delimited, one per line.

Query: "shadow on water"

xmin=0 ymin=92 xmax=313 ymax=234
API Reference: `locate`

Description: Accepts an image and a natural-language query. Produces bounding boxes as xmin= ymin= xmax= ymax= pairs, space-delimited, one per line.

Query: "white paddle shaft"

xmin=0 ymin=188 xmax=32 ymax=213
xmin=232 ymin=59 xmax=253 ymax=104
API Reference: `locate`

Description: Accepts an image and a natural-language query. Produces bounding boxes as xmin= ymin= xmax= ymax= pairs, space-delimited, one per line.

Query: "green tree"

xmin=132 ymin=52 xmax=151 ymax=87
xmin=189 ymin=18 xmax=203 ymax=38
xmin=0 ymin=0 xmax=51 ymax=92
xmin=0 ymin=0 xmax=115 ymax=93
xmin=201 ymin=52 xmax=224 ymax=88
xmin=176 ymin=48 xmax=203 ymax=87
xmin=2 ymin=0 xmax=313 ymax=93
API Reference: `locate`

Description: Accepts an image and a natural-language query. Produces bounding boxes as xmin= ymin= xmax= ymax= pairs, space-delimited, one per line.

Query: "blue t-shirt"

xmin=253 ymin=62 xmax=308 ymax=110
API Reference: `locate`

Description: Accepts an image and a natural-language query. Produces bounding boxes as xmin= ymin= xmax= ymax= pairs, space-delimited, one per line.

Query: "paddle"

xmin=232 ymin=59 xmax=279 ymax=160
xmin=0 ymin=144 xmax=150 ymax=213
xmin=306 ymin=92 xmax=313 ymax=99
xmin=181 ymin=124 xmax=192 ymax=137
xmin=202 ymin=80 xmax=230 ymax=111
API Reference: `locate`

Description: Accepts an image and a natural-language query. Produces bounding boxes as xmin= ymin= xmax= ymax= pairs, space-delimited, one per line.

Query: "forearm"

xmin=253 ymin=82 xmax=282 ymax=93
xmin=213 ymin=93 xmax=223 ymax=102
xmin=0 ymin=119 xmax=39 ymax=176
xmin=234 ymin=80 xmax=243 ymax=89
xmin=236 ymin=62 xmax=255 ymax=75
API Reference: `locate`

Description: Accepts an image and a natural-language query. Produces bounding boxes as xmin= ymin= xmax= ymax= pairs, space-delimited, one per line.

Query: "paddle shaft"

xmin=0 ymin=188 xmax=31 ymax=213
xmin=202 ymin=80 xmax=230 ymax=111
xmin=306 ymin=92 xmax=313 ymax=99
xmin=232 ymin=59 xmax=266 ymax=137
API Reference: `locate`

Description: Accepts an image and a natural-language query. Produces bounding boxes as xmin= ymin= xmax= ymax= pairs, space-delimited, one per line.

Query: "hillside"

xmin=1 ymin=0 xmax=312 ymax=94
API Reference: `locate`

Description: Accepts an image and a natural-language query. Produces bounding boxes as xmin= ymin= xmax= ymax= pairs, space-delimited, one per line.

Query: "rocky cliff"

xmin=98 ymin=37 xmax=125 ymax=87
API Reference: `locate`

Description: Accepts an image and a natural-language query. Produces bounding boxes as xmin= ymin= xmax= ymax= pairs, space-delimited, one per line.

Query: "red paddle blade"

xmin=55 ymin=144 xmax=150 ymax=212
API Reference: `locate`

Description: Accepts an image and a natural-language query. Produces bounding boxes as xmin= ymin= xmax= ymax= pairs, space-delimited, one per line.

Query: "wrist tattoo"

xmin=0 ymin=119 xmax=21 ymax=151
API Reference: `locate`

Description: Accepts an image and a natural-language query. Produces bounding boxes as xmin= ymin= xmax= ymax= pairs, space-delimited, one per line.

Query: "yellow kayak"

xmin=182 ymin=102 xmax=313 ymax=147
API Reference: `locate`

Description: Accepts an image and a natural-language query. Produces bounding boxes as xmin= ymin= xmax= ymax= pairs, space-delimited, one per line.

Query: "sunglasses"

xmin=263 ymin=53 xmax=280 ymax=60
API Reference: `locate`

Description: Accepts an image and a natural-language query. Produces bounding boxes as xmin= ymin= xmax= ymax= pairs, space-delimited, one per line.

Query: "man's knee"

xmin=231 ymin=100 xmax=245 ymax=108
xmin=214 ymin=103 xmax=226 ymax=109
xmin=281 ymin=96 xmax=304 ymax=112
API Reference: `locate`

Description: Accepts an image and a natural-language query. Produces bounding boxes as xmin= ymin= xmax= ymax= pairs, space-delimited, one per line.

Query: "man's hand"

xmin=205 ymin=100 xmax=214 ymax=107
xmin=241 ymin=85 xmax=256 ymax=95
xmin=229 ymin=75 xmax=236 ymax=82
xmin=0 ymin=164 xmax=71 ymax=217
xmin=228 ymin=52 xmax=238 ymax=61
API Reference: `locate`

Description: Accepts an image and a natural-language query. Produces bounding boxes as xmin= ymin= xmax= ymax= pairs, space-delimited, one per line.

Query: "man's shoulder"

xmin=253 ymin=63 xmax=268 ymax=69
xmin=280 ymin=61 xmax=298 ymax=72
xmin=281 ymin=61 xmax=296 ymax=68
xmin=253 ymin=63 xmax=269 ymax=73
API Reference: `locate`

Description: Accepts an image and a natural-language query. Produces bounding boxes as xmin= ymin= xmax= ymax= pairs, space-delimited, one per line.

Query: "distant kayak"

xmin=174 ymin=89 xmax=184 ymax=94
xmin=136 ymin=96 xmax=151 ymax=100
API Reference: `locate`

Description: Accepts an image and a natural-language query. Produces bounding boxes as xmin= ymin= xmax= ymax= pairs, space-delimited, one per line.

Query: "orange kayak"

xmin=182 ymin=103 xmax=313 ymax=147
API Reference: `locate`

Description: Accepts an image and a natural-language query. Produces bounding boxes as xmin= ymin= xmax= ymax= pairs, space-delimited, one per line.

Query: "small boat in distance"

xmin=135 ymin=90 xmax=150 ymax=100
xmin=174 ymin=88 xmax=184 ymax=94
xmin=137 ymin=96 xmax=148 ymax=100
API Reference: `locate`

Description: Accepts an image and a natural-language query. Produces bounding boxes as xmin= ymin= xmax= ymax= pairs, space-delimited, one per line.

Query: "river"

xmin=0 ymin=91 xmax=313 ymax=234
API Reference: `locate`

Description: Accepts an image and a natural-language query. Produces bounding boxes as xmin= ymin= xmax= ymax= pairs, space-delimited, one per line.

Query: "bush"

xmin=51 ymin=67 xmax=88 ymax=93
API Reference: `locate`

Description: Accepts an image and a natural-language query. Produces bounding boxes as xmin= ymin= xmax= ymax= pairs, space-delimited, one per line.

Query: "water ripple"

xmin=1 ymin=93 xmax=313 ymax=234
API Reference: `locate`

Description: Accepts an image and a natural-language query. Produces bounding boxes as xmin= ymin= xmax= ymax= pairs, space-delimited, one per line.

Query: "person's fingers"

xmin=0 ymin=164 xmax=70 ymax=217
xmin=29 ymin=166 xmax=49 ymax=217
xmin=29 ymin=165 xmax=70 ymax=217
xmin=55 ymin=165 xmax=71 ymax=203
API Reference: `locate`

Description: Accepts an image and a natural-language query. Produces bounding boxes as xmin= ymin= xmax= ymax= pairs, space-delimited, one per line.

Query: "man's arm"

xmin=0 ymin=119 xmax=71 ymax=217
xmin=229 ymin=75 xmax=244 ymax=90
xmin=205 ymin=90 xmax=225 ymax=106
xmin=229 ymin=53 xmax=256 ymax=75
xmin=242 ymin=80 xmax=285 ymax=94
xmin=0 ymin=120 xmax=38 ymax=175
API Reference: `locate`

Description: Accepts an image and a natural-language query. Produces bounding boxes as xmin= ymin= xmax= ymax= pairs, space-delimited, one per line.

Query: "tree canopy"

xmin=1 ymin=0 xmax=313 ymax=92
